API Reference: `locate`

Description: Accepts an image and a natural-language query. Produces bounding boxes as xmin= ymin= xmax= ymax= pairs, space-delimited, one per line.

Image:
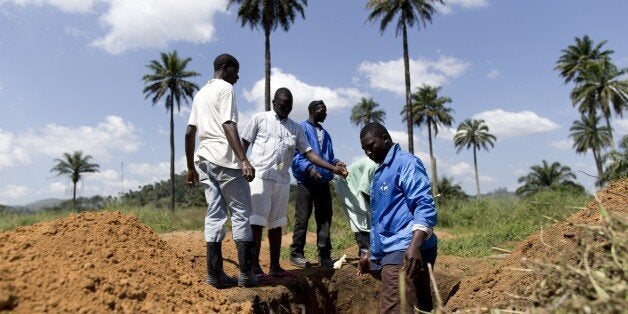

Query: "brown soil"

xmin=1 ymin=179 xmax=625 ymax=313
xmin=0 ymin=212 xmax=250 ymax=313
xmin=445 ymin=178 xmax=627 ymax=312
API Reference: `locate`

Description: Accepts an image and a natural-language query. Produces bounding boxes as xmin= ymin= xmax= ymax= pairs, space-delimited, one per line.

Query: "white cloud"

xmin=48 ymin=181 xmax=68 ymax=193
xmin=550 ymin=139 xmax=572 ymax=150
xmin=6 ymin=0 xmax=98 ymax=13
xmin=472 ymin=109 xmax=560 ymax=140
xmin=438 ymin=0 xmax=489 ymax=14
xmin=243 ymin=67 xmax=368 ymax=122
xmin=0 ymin=116 xmax=142 ymax=170
xmin=0 ymin=184 xmax=30 ymax=203
xmin=446 ymin=162 xmax=473 ymax=177
xmin=358 ymin=56 xmax=470 ymax=95
xmin=91 ymin=0 xmax=228 ymax=54
xmin=487 ymin=69 xmax=500 ymax=79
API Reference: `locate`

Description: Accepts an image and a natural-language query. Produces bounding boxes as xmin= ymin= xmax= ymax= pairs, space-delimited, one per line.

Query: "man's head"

xmin=308 ymin=100 xmax=327 ymax=123
xmin=360 ymin=122 xmax=393 ymax=163
xmin=273 ymin=88 xmax=293 ymax=120
xmin=213 ymin=53 xmax=239 ymax=85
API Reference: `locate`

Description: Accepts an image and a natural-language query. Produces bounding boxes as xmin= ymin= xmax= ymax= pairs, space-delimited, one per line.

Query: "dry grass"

xmin=523 ymin=200 xmax=627 ymax=313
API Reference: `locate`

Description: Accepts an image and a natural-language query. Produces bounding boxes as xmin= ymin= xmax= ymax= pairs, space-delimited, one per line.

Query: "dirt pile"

xmin=445 ymin=179 xmax=627 ymax=311
xmin=0 ymin=212 xmax=251 ymax=313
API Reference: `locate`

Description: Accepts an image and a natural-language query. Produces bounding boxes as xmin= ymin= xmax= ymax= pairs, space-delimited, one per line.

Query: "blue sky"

xmin=1 ymin=0 xmax=627 ymax=205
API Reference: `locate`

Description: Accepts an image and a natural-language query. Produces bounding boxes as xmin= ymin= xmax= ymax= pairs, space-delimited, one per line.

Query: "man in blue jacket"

xmin=289 ymin=100 xmax=346 ymax=268
xmin=357 ymin=122 xmax=438 ymax=313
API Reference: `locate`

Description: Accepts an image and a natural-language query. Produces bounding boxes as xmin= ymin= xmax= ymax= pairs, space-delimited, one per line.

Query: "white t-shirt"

xmin=188 ymin=79 xmax=240 ymax=169
xmin=241 ymin=111 xmax=311 ymax=183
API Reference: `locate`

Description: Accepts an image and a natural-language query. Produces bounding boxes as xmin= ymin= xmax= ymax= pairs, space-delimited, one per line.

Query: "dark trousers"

xmin=380 ymin=246 xmax=437 ymax=314
xmin=290 ymin=183 xmax=333 ymax=259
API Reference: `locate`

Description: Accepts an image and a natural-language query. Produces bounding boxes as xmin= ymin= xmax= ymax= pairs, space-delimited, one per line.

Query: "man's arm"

xmin=185 ymin=125 xmax=199 ymax=187
xmin=404 ymin=229 xmax=428 ymax=278
xmin=304 ymin=150 xmax=348 ymax=177
xmin=400 ymin=160 xmax=437 ymax=278
xmin=242 ymin=139 xmax=251 ymax=153
xmin=222 ymin=121 xmax=255 ymax=182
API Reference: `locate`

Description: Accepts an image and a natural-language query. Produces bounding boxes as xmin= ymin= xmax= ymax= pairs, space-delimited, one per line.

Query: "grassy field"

xmin=0 ymin=188 xmax=591 ymax=260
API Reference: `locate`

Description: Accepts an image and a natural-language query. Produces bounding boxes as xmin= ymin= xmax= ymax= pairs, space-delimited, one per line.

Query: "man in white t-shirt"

xmin=184 ymin=53 xmax=257 ymax=288
xmin=241 ymin=88 xmax=347 ymax=280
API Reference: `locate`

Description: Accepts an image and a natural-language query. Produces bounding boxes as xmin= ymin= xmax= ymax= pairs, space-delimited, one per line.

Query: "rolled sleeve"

xmin=241 ymin=114 xmax=258 ymax=143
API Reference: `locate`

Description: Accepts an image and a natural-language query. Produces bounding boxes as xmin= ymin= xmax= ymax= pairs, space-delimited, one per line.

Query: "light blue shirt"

xmin=370 ymin=144 xmax=437 ymax=261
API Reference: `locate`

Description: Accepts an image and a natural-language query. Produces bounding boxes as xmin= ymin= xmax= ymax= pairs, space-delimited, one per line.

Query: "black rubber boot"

xmin=236 ymin=241 xmax=259 ymax=287
xmin=206 ymin=242 xmax=237 ymax=288
xmin=354 ymin=232 xmax=370 ymax=258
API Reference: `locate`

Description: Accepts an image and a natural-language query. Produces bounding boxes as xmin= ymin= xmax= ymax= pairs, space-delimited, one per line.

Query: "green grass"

xmin=0 ymin=210 xmax=73 ymax=231
xmin=0 ymin=188 xmax=592 ymax=260
xmin=0 ymin=205 xmax=204 ymax=233
xmin=437 ymin=189 xmax=592 ymax=257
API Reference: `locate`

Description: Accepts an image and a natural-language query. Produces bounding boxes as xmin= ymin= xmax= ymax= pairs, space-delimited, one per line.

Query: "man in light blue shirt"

xmin=357 ymin=122 xmax=438 ymax=313
xmin=334 ymin=156 xmax=378 ymax=258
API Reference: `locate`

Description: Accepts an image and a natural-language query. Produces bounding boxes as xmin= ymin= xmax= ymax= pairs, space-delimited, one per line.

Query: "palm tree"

xmin=555 ymin=35 xmax=613 ymax=84
xmin=571 ymin=58 xmax=628 ymax=149
xmin=350 ymin=97 xmax=386 ymax=127
xmin=228 ymin=0 xmax=307 ymax=111
xmin=515 ymin=160 xmax=583 ymax=197
xmin=402 ymin=85 xmax=453 ymax=196
xmin=143 ymin=50 xmax=200 ymax=212
xmin=435 ymin=176 xmax=467 ymax=201
xmin=366 ymin=0 xmax=444 ymax=154
xmin=51 ymin=151 xmax=99 ymax=211
xmin=569 ymin=114 xmax=612 ymax=178
xmin=598 ymin=135 xmax=628 ymax=186
xmin=453 ymin=119 xmax=496 ymax=198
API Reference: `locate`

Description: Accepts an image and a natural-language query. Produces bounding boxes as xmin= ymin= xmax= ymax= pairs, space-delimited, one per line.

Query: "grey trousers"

xmin=196 ymin=159 xmax=253 ymax=242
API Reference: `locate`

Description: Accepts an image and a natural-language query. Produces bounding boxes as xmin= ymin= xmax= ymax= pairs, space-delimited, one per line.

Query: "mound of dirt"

xmin=445 ymin=179 xmax=627 ymax=311
xmin=0 ymin=212 xmax=251 ymax=313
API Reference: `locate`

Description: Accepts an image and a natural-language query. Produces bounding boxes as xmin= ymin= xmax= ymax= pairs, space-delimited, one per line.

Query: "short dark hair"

xmin=360 ymin=122 xmax=389 ymax=140
xmin=308 ymin=100 xmax=325 ymax=113
xmin=213 ymin=53 xmax=239 ymax=71
xmin=274 ymin=87 xmax=292 ymax=100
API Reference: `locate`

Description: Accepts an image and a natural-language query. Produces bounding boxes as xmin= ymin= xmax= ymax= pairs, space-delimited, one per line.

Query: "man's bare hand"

xmin=403 ymin=245 xmax=424 ymax=279
xmin=186 ymin=168 xmax=199 ymax=187
xmin=356 ymin=251 xmax=370 ymax=276
xmin=332 ymin=165 xmax=349 ymax=178
xmin=335 ymin=160 xmax=346 ymax=168
xmin=241 ymin=160 xmax=255 ymax=182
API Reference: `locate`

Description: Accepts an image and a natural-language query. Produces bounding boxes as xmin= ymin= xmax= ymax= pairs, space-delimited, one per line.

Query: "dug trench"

xmin=0 ymin=211 xmax=471 ymax=313
xmin=161 ymin=230 xmax=470 ymax=313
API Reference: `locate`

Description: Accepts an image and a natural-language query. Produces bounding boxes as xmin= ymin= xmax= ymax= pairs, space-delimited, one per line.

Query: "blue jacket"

xmin=291 ymin=120 xmax=338 ymax=185
xmin=370 ymin=144 xmax=438 ymax=261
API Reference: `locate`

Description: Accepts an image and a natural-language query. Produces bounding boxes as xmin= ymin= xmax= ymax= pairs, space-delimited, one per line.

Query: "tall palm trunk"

xmin=588 ymin=111 xmax=604 ymax=178
xmin=72 ymin=180 xmax=78 ymax=212
xmin=427 ymin=121 xmax=438 ymax=196
xmin=593 ymin=143 xmax=603 ymax=178
xmin=264 ymin=28 xmax=271 ymax=112
xmin=402 ymin=22 xmax=414 ymax=154
xmin=473 ymin=145 xmax=480 ymax=198
xmin=597 ymin=90 xmax=616 ymax=151
xmin=603 ymin=115 xmax=616 ymax=151
xmin=169 ymin=100 xmax=175 ymax=212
